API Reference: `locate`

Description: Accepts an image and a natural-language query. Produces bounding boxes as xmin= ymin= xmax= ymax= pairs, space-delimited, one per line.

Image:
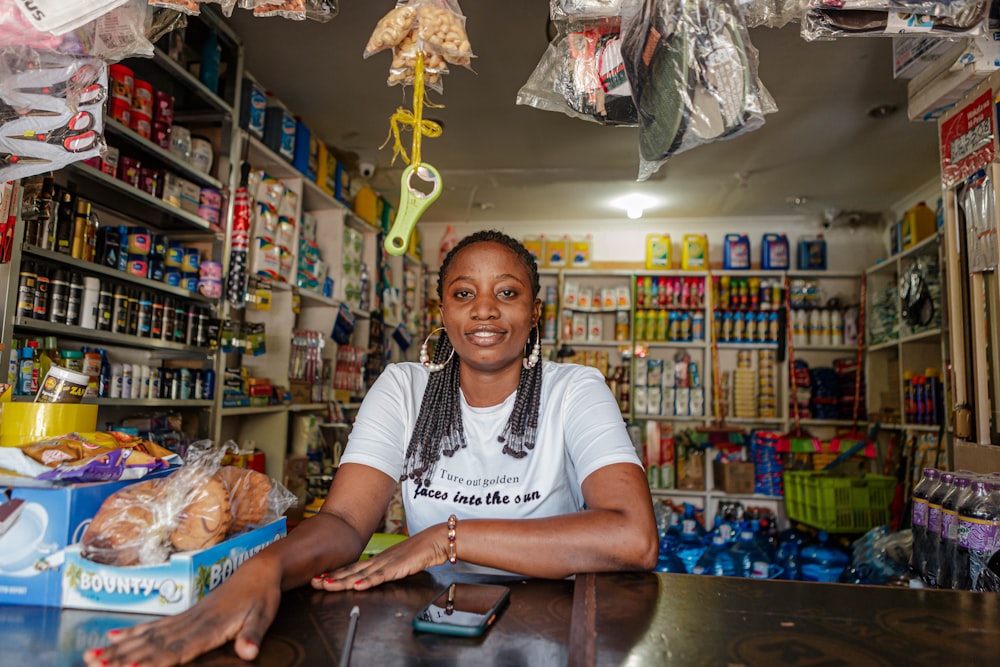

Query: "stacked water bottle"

xmin=909 ymin=468 xmax=1000 ymax=591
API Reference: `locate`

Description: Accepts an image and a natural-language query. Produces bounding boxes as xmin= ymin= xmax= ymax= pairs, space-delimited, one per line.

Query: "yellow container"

xmin=0 ymin=403 xmax=98 ymax=447
xmin=522 ymin=236 xmax=543 ymax=264
xmin=353 ymin=186 xmax=379 ymax=225
xmin=570 ymin=235 xmax=592 ymax=268
xmin=901 ymin=201 xmax=936 ymax=249
xmin=646 ymin=233 xmax=672 ymax=269
xmin=316 ymin=144 xmax=337 ymax=196
xmin=542 ymin=235 xmax=569 ymax=268
xmin=681 ymin=234 xmax=708 ymax=270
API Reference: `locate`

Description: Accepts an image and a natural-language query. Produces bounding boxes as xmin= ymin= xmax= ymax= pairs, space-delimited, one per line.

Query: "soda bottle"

xmin=693 ymin=534 xmax=740 ymax=576
xmin=924 ymin=471 xmax=955 ymax=586
xmin=938 ymin=474 xmax=974 ymax=589
xmin=655 ymin=535 xmax=688 ymax=574
xmin=909 ymin=468 xmax=941 ymax=573
xmin=955 ymin=479 xmax=992 ymax=590
xmin=799 ymin=531 xmax=850 ymax=583
xmin=960 ymin=482 xmax=1000 ymax=592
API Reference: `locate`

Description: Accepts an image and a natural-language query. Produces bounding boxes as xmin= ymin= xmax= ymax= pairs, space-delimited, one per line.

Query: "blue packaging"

xmin=760 ymin=233 xmax=789 ymax=270
xmin=264 ymin=98 xmax=296 ymax=162
xmin=334 ymin=161 xmax=351 ymax=203
xmin=240 ymin=76 xmax=267 ymax=139
xmin=292 ymin=119 xmax=319 ymax=181
xmin=723 ymin=234 xmax=751 ymax=270
xmin=796 ymin=236 xmax=827 ymax=271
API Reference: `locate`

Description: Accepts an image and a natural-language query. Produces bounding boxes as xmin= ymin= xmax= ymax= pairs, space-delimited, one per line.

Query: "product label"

xmin=940 ymin=89 xmax=995 ymax=187
xmin=959 ymin=516 xmax=1000 ymax=551
xmin=927 ymin=504 xmax=942 ymax=534
xmin=912 ymin=497 xmax=928 ymax=528
xmin=942 ymin=509 xmax=958 ymax=541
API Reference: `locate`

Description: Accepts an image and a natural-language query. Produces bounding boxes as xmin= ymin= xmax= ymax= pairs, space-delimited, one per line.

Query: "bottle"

xmin=150 ymin=295 xmax=164 ymax=339
xmin=18 ymin=341 xmax=36 ymax=396
xmin=121 ymin=362 xmax=133 ymax=400
xmin=924 ymin=471 xmax=955 ymax=586
xmin=126 ymin=290 xmax=139 ymax=336
xmin=693 ymin=534 xmax=740 ymax=576
xmin=54 ymin=190 xmax=75 ymax=255
xmin=111 ymin=285 xmax=129 ymax=334
xmin=939 ymin=475 xmax=974 ymax=589
xmin=831 ymin=309 xmax=844 ymax=345
xmin=149 ymin=366 xmax=161 ymax=400
xmin=199 ymin=29 xmax=222 ymax=94
xmin=97 ymin=281 xmax=113 ymax=331
xmin=83 ymin=208 xmax=99 ymax=262
xmin=110 ymin=362 xmax=123 ymax=399
xmin=37 ymin=336 xmax=58 ymax=387
xmin=33 ymin=177 xmax=56 ymax=250
xmin=136 ymin=291 xmax=152 ymax=338
xmin=47 ymin=269 xmax=69 ymax=324
xmin=71 ymin=199 xmax=91 ymax=259
xmin=7 ymin=339 xmax=18 ymax=391
xmin=138 ymin=364 xmax=150 ymax=399
xmin=909 ymin=468 xmax=941 ymax=573
xmin=775 ymin=526 xmax=809 ymax=581
xmin=654 ymin=546 xmax=688 ymax=574
xmin=66 ymin=272 xmax=84 ymax=326
xmin=97 ymin=348 xmax=111 ymax=398
xmin=80 ymin=276 xmax=100 ymax=329
xmin=956 ymin=480 xmax=998 ymax=591
xmin=731 ymin=522 xmax=774 ymax=579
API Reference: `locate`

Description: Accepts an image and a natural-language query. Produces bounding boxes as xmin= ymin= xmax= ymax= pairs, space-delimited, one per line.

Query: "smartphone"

xmin=412 ymin=583 xmax=511 ymax=637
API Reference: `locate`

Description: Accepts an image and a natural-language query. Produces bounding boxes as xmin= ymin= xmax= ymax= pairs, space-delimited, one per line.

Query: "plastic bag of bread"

xmin=81 ymin=440 xmax=295 ymax=567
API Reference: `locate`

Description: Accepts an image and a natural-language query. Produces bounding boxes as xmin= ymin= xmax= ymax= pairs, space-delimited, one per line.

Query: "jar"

xmin=109 ymin=64 xmax=134 ymax=105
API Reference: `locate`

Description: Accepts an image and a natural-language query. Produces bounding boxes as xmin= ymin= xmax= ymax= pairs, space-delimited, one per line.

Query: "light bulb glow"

xmin=627 ymin=206 xmax=642 ymax=219
xmin=611 ymin=193 xmax=659 ymax=219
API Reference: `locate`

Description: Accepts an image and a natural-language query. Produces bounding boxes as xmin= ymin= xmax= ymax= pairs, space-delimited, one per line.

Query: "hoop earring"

xmin=523 ymin=325 xmax=541 ymax=370
xmin=420 ymin=327 xmax=454 ymax=372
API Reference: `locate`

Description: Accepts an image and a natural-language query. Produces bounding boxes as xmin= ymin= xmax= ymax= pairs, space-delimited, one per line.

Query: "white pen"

xmin=339 ymin=605 xmax=360 ymax=667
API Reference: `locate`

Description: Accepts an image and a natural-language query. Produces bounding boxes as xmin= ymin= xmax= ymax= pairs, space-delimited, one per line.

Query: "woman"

xmin=84 ymin=229 xmax=657 ymax=666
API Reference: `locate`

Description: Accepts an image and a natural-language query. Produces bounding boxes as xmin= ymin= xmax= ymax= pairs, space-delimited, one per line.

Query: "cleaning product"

xmin=681 ymin=234 xmax=708 ymax=270
xmin=760 ymin=233 xmax=789 ymax=270
xmin=797 ymin=234 xmax=827 ymax=270
xmin=723 ymin=234 xmax=751 ymax=270
xmin=542 ymin=234 xmax=568 ymax=268
xmin=570 ymin=235 xmax=592 ymax=268
xmin=901 ymin=201 xmax=936 ymax=249
xmin=646 ymin=233 xmax=671 ymax=269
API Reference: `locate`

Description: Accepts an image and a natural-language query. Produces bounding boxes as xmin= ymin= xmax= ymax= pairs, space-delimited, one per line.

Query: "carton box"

xmin=62 ymin=518 xmax=285 ymax=615
xmin=713 ymin=461 xmax=755 ymax=495
xmin=0 ymin=471 xmax=173 ymax=607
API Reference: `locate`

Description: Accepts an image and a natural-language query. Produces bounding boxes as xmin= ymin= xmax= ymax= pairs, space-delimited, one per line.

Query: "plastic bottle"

xmin=654 ymin=541 xmax=688 ymax=574
xmin=18 ymin=342 xmax=35 ymax=396
xmin=97 ymin=348 xmax=111 ymax=398
xmin=952 ymin=478 xmax=990 ymax=591
xmin=775 ymin=527 xmax=809 ymax=581
xmin=199 ymin=30 xmax=221 ymax=94
xmin=693 ymin=534 xmax=740 ymax=576
xmin=674 ymin=507 xmax=707 ymax=574
xmin=924 ymin=471 xmax=955 ymax=586
xmin=938 ymin=474 xmax=974 ymax=588
xmin=799 ymin=532 xmax=850 ymax=583
xmin=121 ymin=362 xmax=133 ymax=400
xmin=7 ymin=339 xmax=17 ymax=391
xmin=138 ymin=364 xmax=150 ymax=400
xmin=956 ymin=480 xmax=999 ymax=591
xmin=731 ymin=522 xmax=774 ymax=579
xmin=909 ymin=468 xmax=941 ymax=573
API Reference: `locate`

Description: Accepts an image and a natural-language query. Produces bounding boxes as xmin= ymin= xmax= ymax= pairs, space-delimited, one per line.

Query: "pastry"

xmin=217 ymin=466 xmax=273 ymax=532
xmin=169 ymin=474 xmax=232 ymax=552
xmin=0 ymin=498 xmax=25 ymax=537
xmin=82 ymin=479 xmax=162 ymax=566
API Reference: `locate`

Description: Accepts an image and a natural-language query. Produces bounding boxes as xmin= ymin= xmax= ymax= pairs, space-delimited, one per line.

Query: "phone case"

xmin=411 ymin=584 xmax=510 ymax=637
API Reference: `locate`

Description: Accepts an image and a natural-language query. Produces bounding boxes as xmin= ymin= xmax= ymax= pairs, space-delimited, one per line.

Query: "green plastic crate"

xmin=783 ymin=471 xmax=897 ymax=533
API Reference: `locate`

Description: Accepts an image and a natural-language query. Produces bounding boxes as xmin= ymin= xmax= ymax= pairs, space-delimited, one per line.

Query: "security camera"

xmin=360 ymin=161 xmax=376 ymax=179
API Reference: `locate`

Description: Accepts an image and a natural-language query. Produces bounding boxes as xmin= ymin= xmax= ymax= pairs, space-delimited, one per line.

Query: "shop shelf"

xmin=799 ymin=418 xmax=863 ymax=428
xmin=867 ymin=338 xmax=899 ymax=353
xmin=897 ymin=232 xmax=942 ymax=262
xmin=633 ymin=269 xmax=709 ymax=278
xmin=565 ymin=340 xmax=629 ymax=348
xmin=899 ymin=327 xmax=942 ymax=345
xmin=220 ymin=405 xmax=288 ymax=417
xmin=637 ymin=340 xmax=707 ymax=350
xmin=10 ymin=396 xmax=212 ymax=408
xmin=786 ymin=270 xmax=862 ymax=279
xmin=297 ymin=289 xmax=339 ymax=308
xmin=21 ymin=244 xmax=216 ymax=304
xmin=151 ymin=47 xmax=234 ymax=116
xmin=288 ymin=403 xmax=328 ymax=412
xmin=636 ymin=415 xmax=708 ymax=423
xmin=713 ymin=269 xmax=786 ymax=278
xmin=649 ymin=488 xmax=708 ymax=499
xmin=65 ymin=163 xmax=215 ymax=233
xmin=784 ymin=471 xmax=897 ymax=533
xmin=105 ymin=120 xmax=225 ymax=191
xmin=716 ymin=342 xmax=779 ymax=350
xmin=794 ymin=344 xmax=857 ymax=352
xmin=13 ymin=317 xmax=211 ymax=355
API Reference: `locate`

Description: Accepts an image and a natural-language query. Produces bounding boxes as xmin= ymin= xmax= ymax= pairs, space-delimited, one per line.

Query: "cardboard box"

xmin=893 ymin=35 xmax=960 ymax=80
xmin=713 ymin=461 xmax=755 ymax=495
xmin=61 ymin=518 xmax=285 ymax=615
xmin=0 ymin=471 xmax=173 ymax=607
xmin=289 ymin=379 xmax=312 ymax=404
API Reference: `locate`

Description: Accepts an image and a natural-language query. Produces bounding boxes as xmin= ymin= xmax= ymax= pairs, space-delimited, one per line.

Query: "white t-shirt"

xmin=340 ymin=361 xmax=642 ymax=537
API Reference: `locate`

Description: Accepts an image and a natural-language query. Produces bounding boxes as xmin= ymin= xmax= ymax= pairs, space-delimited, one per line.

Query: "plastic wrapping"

xmin=621 ymin=0 xmax=776 ymax=181
xmin=551 ymin=0 xmax=626 ymax=20
xmin=808 ymin=0 xmax=982 ymax=18
xmin=738 ymin=0 xmax=806 ymax=28
xmin=961 ymin=169 xmax=998 ymax=273
xmin=90 ymin=0 xmax=156 ymax=62
xmin=517 ymin=17 xmax=637 ymax=126
xmin=149 ymin=0 xmax=202 ymax=15
xmin=80 ymin=439 xmax=297 ymax=566
xmin=365 ymin=0 xmax=474 ymax=88
xmin=800 ymin=0 xmax=988 ymax=40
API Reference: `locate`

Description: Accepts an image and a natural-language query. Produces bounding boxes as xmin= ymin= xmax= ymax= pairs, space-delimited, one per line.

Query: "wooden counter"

xmin=3 ymin=571 xmax=999 ymax=665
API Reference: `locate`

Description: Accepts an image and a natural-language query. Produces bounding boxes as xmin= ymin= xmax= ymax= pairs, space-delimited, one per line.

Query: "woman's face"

xmin=440 ymin=241 xmax=540 ymax=373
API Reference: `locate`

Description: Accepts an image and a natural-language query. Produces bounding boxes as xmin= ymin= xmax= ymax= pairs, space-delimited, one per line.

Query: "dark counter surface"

xmin=3 ymin=571 xmax=999 ymax=666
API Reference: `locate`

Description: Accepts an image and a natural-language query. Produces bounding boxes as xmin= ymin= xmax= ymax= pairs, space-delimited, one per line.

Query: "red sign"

xmin=940 ymin=88 xmax=996 ymax=187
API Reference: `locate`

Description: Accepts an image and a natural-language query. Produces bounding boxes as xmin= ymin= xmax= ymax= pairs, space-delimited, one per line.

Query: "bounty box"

xmin=61 ymin=518 xmax=285 ymax=615
xmin=0 ymin=470 xmax=173 ymax=608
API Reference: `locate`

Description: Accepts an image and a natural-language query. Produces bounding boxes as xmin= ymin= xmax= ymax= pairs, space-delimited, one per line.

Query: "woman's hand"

xmin=311 ymin=525 xmax=446 ymax=592
xmin=82 ymin=555 xmax=283 ymax=667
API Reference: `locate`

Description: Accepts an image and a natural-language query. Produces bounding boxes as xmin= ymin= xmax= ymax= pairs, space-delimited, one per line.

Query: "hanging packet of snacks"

xmin=365 ymin=0 xmax=473 ymax=255
xmin=620 ymin=0 xmax=775 ymax=182
xmin=549 ymin=0 xmax=625 ymax=20
xmin=517 ymin=17 xmax=636 ymax=126
xmin=7 ymin=0 xmax=129 ymax=36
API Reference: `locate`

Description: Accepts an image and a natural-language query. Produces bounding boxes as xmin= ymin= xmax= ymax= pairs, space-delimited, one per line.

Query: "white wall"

xmin=419 ymin=215 xmax=887 ymax=274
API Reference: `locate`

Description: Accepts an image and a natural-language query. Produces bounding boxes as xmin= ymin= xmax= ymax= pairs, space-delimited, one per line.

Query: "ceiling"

xmin=227 ymin=1 xmax=942 ymax=225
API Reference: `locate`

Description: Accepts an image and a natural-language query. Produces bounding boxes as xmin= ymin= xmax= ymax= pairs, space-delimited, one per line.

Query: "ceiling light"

xmin=611 ymin=193 xmax=659 ymax=219
xmin=866 ymin=104 xmax=898 ymax=119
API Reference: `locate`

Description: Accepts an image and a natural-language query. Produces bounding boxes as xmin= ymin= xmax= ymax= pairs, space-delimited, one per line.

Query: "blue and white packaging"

xmin=61 ymin=518 xmax=285 ymax=615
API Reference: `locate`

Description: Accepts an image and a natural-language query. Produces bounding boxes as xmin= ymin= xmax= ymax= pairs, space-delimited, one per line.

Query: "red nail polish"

xmin=108 ymin=628 xmax=121 ymax=636
xmin=324 ymin=577 xmax=336 ymax=584
xmin=89 ymin=648 xmax=104 ymax=657
xmin=354 ymin=579 xmax=364 ymax=586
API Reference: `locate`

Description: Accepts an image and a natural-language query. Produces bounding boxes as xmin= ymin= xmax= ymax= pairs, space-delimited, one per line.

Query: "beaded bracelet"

xmin=447 ymin=514 xmax=457 ymax=564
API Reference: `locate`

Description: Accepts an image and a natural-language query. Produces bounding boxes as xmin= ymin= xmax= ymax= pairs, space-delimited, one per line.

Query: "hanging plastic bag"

xmin=800 ymin=0 xmax=988 ymax=41
xmin=738 ymin=0 xmax=806 ymax=28
xmin=149 ymin=0 xmax=202 ymax=16
xmin=9 ymin=0 xmax=129 ymax=37
xmin=550 ymin=0 xmax=626 ymax=20
xmin=89 ymin=0 xmax=156 ymax=62
xmin=621 ymin=0 xmax=775 ymax=181
xmin=517 ymin=17 xmax=637 ymax=126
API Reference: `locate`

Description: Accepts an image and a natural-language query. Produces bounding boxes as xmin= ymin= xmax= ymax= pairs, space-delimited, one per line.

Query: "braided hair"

xmin=401 ymin=230 xmax=543 ymax=487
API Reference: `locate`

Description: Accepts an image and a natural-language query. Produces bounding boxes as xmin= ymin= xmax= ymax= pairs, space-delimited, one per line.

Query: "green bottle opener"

xmin=384 ymin=162 xmax=442 ymax=256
